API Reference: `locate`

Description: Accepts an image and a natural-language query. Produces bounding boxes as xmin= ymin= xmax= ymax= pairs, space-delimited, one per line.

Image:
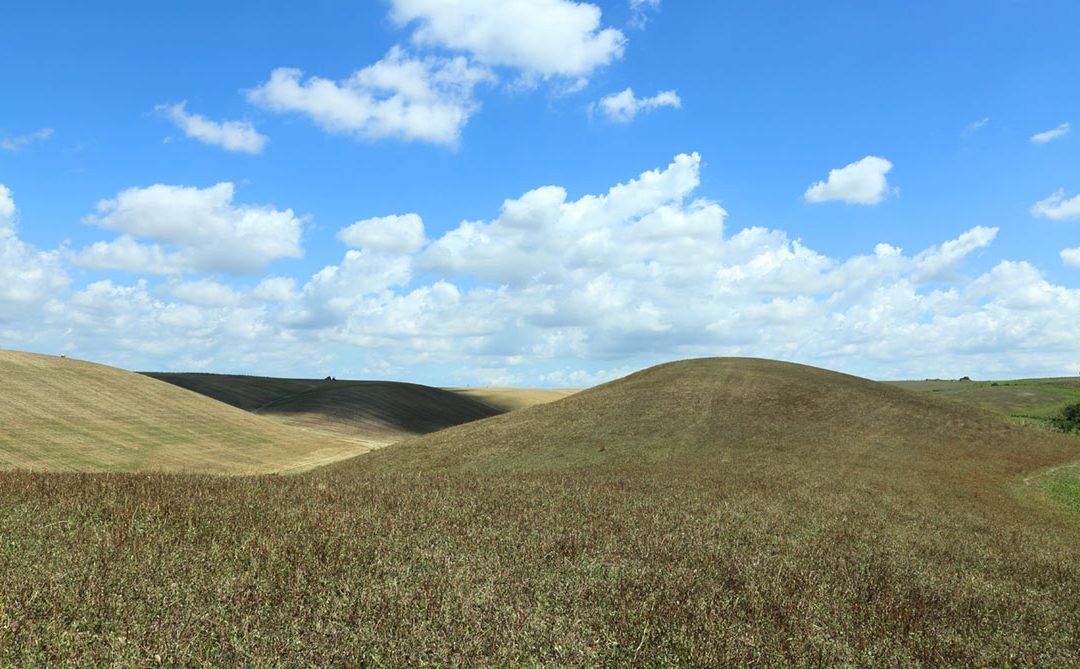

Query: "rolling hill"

xmin=146 ymin=372 xmax=507 ymax=439
xmin=140 ymin=371 xmax=330 ymax=411
xmin=254 ymin=381 xmax=504 ymax=439
xmin=2 ymin=357 xmax=1078 ymax=665
xmin=361 ymin=357 xmax=1079 ymax=482
xmin=0 ymin=350 xmax=373 ymax=473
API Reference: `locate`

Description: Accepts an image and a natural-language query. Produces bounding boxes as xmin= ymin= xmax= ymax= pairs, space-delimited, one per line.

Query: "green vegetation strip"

xmin=1039 ymin=462 xmax=1080 ymax=513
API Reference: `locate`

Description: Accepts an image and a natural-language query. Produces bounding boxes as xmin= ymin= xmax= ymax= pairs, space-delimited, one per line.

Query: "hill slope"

xmin=0 ymin=350 xmax=369 ymax=473
xmin=892 ymin=376 xmax=1080 ymax=425
xmin=142 ymin=372 xmax=328 ymax=411
xmin=365 ymin=357 xmax=1078 ymax=484
xmin=256 ymin=381 xmax=504 ymax=439
xmin=147 ymin=372 xmax=505 ymax=439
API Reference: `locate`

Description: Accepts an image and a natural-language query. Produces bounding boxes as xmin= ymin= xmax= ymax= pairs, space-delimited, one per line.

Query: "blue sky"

xmin=2 ymin=0 xmax=1079 ymax=385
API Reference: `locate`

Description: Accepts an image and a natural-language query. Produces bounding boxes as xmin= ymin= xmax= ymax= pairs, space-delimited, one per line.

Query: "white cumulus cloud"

xmin=11 ymin=155 xmax=1080 ymax=385
xmin=73 ymin=183 xmax=304 ymax=276
xmin=805 ymin=156 xmax=895 ymax=205
xmin=1031 ymin=122 xmax=1071 ymax=144
xmin=389 ymin=0 xmax=625 ymax=78
xmin=913 ymin=226 xmax=998 ymax=282
xmin=1062 ymin=247 xmax=1080 ymax=268
xmin=338 ymin=214 xmax=426 ymax=254
xmin=0 ymin=184 xmax=15 ymax=237
xmin=419 ymin=152 xmax=708 ymax=287
xmin=0 ymin=184 xmax=68 ymax=315
xmin=166 ymin=279 xmax=241 ymax=308
xmin=157 ymin=102 xmax=268 ymax=154
xmin=248 ymin=46 xmax=493 ymax=145
xmin=591 ymin=88 xmax=681 ymax=123
xmin=1030 ymin=189 xmax=1080 ymax=221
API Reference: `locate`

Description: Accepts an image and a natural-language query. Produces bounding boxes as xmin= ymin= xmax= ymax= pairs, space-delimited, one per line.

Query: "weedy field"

xmin=1 ymin=357 xmax=1078 ymax=666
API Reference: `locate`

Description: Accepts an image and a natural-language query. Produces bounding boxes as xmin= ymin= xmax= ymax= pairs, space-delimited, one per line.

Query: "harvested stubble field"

xmin=0 ymin=351 xmax=372 ymax=474
xmin=1 ymin=357 xmax=1079 ymax=666
xmin=147 ymin=371 xmax=506 ymax=441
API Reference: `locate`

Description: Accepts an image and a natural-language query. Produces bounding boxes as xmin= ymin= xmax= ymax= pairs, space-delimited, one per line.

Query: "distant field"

xmin=891 ymin=376 xmax=1080 ymax=425
xmin=149 ymin=372 xmax=505 ymax=440
xmin=0 ymin=350 xmax=371 ymax=473
xmin=893 ymin=376 xmax=1080 ymax=509
xmin=446 ymin=386 xmax=579 ymax=412
xmin=2 ymin=357 xmax=1077 ymax=666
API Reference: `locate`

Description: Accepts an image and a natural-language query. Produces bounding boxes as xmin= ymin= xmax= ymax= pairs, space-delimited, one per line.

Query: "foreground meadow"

xmin=1 ymin=359 xmax=1078 ymax=666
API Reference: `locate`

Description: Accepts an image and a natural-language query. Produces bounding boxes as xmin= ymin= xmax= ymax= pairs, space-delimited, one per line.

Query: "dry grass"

xmin=446 ymin=387 xmax=580 ymax=412
xmin=2 ymin=358 xmax=1078 ymax=665
xmin=0 ymin=350 xmax=372 ymax=474
xmin=893 ymin=375 xmax=1080 ymax=509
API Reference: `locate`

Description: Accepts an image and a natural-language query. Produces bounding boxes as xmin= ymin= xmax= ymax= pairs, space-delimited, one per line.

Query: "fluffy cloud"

xmin=248 ymin=47 xmax=493 ymax=145
xmin=9 ymin=155 xmax=1080 ymax=384
xmin=591 ymin=88 xmax=681 ymax=123
xmin=913 ymin=226 xmax=998 ymax=282
xmin=805 ymin=156 xmax=894 ymax=205
xmin=0 ymin=185 xmax=68 ymax=316
xmin=73 ymin=183 xmax=303 ymax=275
xmin=338 ymin=214 xmax=426 ymax=254
xmin=390 ymin=0 xmax=625 ymax=78
xmin=1031 ymin=122 xmax=1071 ymax=144
xmin=0 ymin=184 xmax=15 ymax=236
xmin=1030 ymin=189 xmax=1080 ymax=221
xmin=46 ymin=278 xmax=299 ymax=372
xmin=1062 ymin=248 xmax=1080 ymax=268
xmin=419 ymin=153 xmax=707 ymax=287
xmin=166 ymin=279 xmax=241 ymax=307
xmin=0 ymin=238 xmax=64 ymax=305
xmin=0 ymin=128 xmax=54 ymax=152
xmin=157 ymin=102 xmax=268 ymax=154
xmin=283 ymin=154 xmax=1077 ymax=380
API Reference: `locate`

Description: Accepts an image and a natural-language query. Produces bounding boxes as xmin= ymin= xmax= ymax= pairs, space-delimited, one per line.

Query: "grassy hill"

xmin=367 ymin=358 xmax=1077 ymax=478
xmin=2 ymin=357 xmax=1079 ymax=666
xmin=0 ymin=350 xmax=370 ymax=473
xmin=148 ymin=372 xmax=505 ymax=440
